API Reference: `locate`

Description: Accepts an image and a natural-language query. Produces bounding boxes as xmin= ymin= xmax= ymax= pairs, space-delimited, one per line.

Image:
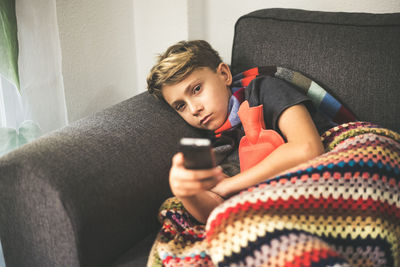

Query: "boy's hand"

xmin=169 ymin=153 xmax=224 ymax=198
xmin=210 ymin=178 xmax=230 ymax=199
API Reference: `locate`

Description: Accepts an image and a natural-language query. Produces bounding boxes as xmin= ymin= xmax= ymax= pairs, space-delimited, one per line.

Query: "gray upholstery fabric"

xmin=111 ymin=231 xmax=157 ymax=267
xmin=0 ymin=93 xmax=202 ymax=267
xmin=232 ymin=9 xmax=400 ymax=132
xmin=0 ymin=8 xmax=399 ymax=267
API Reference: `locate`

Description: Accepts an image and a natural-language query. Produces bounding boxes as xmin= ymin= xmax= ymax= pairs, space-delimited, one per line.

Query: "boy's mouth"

xmin=200 ymin=114 xmax=211 ymax=125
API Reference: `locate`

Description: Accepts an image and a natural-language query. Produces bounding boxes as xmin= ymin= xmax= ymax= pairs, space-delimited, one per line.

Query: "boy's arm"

xmin=178 ymin=190 xmax=225 ymax=224
xmin=169 ymin=153 xmax=225 ymax=224
xmin=212 ymin=104 xmax=324 ymax=198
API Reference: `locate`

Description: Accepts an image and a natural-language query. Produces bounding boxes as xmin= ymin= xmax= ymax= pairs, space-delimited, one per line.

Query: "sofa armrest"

xmin=0 ymin=92 xmax=202 ymax=267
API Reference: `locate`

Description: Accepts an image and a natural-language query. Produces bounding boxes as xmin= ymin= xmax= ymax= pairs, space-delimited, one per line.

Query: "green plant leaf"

xmin=0 ymin=121 xmax=42 ymax=156
xmin=0 ymin=0 xmax=20 ymax=91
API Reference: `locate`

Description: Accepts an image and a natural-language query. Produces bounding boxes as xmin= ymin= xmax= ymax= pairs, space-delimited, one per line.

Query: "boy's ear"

xmin=217 ymin=63 xmax=232 ymax=86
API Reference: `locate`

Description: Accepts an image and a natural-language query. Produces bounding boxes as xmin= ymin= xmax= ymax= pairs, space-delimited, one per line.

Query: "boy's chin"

xmin=190 ymin=120 xmax=224 ymax=132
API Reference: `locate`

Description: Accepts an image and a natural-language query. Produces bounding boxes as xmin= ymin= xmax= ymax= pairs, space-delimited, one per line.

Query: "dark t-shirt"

xmin=245 ymin=76 xmax=335 ymax=135
xmin=214 ymin=75 xmax=335 ymax=177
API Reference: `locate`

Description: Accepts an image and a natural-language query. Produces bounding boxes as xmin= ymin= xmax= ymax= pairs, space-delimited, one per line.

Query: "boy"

xmin=147 ymin=40 xmax=326 ymax=224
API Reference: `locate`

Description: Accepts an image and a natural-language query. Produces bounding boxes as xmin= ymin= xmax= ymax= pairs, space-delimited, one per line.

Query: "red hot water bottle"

xmin=237 ymin=101 xmax=284 ymax=172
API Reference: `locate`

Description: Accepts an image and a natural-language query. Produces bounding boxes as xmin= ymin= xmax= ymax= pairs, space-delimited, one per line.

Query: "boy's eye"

xmin=193 ymin=85 xmax=201 ymax=93
xmin=175 ymin=103 xmax=185 ymax=111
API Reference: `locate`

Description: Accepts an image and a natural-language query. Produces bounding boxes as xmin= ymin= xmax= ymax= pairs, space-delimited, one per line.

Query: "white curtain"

xmin=0 ymin=0 xmax=68 ymax=156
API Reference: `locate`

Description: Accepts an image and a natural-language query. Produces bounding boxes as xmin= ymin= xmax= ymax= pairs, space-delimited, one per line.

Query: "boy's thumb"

xmin=172 ymin=152 xmax=184 ymax=166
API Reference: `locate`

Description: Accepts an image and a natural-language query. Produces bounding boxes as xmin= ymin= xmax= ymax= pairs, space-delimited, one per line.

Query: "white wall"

xmin=55 ymin=0 xmax=400 ymax=123
xmin=56 ymin=0 xmax=137 ymax=123
xmin=136 ymin=0 xmax=400 ymax=92
xmin=133 ymin=0 xmax=188 ymax=99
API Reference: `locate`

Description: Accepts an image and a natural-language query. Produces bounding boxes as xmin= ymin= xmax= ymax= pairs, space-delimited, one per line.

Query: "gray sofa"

xmin=0 ymin=8 xmax=399 ymax=267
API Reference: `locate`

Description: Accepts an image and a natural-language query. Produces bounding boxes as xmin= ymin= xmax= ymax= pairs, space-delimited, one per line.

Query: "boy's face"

xmin=162 ymin=63 xmax=232 ymax=131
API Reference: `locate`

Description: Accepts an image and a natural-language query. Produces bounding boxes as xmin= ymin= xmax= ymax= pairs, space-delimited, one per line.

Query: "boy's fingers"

xmin=172 ymin=153 xmax=222 ymax=180
xmin=172 ymin=152 xmax=184 ymax=166
xmin=173 ymin=177 xmax=220 ymax=194
xmin=182 ymin=167 xmax=222 ymax=181
xmin=183 ymin=172 xmax=224 ymax=188
xmin=197 ymin=175 xmax=224 ymax=190
xmin=170 ymin=172 xmax=225 ymax=197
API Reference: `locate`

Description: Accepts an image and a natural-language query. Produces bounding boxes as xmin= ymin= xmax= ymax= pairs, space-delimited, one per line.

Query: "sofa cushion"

xmin=111 ymin=231 xmax=157 ymax=267
xmin=231 ymin=8 xmax=400 ymax=132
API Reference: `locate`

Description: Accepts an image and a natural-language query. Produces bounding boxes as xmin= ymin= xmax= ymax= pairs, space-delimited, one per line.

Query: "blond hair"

xmin=146 ymin=40 xmax=222 ymax=99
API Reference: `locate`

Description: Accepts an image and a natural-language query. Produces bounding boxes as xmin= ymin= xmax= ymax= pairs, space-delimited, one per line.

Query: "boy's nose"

xmin=188 ymin=102 xmax=203 ymax=116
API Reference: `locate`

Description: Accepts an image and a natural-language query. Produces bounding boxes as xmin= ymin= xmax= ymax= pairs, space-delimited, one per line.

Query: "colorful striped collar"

xmin=214 ymin=66 xmax=356 ymax=137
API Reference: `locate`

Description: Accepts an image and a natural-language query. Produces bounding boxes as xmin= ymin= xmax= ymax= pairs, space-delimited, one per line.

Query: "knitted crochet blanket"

xmin=147 ymin=122 xmax=400 ymax=267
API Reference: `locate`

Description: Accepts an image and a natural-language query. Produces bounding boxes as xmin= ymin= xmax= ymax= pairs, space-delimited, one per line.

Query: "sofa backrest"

xmin=231 ymin=8 xmax=400 ymax=132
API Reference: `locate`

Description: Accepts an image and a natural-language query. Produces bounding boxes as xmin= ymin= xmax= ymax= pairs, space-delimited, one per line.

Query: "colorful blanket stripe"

xmin=148 ymin=122 xmax=400 ymax=267
xmin=214 ymin=76 xmax=245 ymax=137
xmin=215 ymin=66 xmax=356 ymax=137
xmin=234 ymin=66 xmax=356 ymax=124
xmin=215 ymin=66 xmax=357 ymax=137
